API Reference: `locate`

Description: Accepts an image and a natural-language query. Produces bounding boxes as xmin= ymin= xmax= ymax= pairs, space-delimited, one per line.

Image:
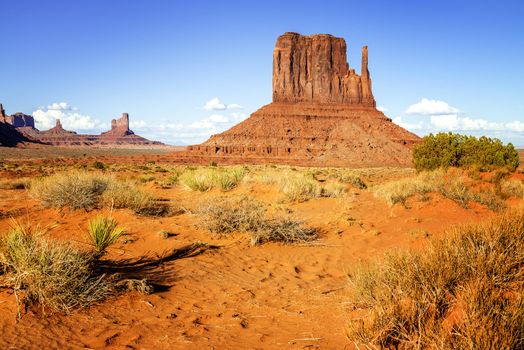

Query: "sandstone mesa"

xmin=0 ymin=104 xmax=162 ymax=147
xmin=181 ymin=32 xmax=420 ymax=167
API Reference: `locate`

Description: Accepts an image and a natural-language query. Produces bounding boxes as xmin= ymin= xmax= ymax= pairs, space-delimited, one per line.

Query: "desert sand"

xmin=1 ymin=150 xmax=522 ymax=349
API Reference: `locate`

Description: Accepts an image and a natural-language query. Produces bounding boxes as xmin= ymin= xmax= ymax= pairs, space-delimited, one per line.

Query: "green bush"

xmin=413 ymin=133 xmax=519 ymax=172
xmin=92 ymin=161 xmax=106 ymax=170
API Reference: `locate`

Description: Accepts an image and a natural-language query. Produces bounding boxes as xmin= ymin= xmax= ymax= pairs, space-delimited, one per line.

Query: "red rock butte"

xmin=0 ymin=107 xmax=164 ymax=147
xmin=182 ymin=32 xmax=420 ymax=167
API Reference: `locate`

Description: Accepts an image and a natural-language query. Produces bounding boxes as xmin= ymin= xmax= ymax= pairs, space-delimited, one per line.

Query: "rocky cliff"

xmin=5 ymin=112 xmax=35 ymax=128
xmin=0 ymin=104 xmax=33 ymax=146
xmin=272 ymin=32 xmax=374 ymax=106
xmin=181 ymin=32 xmax=419 ymax=167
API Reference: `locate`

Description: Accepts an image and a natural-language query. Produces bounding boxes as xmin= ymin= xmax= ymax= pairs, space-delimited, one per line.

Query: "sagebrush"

xmin=347 ymin=210 xmax=524 ymax=349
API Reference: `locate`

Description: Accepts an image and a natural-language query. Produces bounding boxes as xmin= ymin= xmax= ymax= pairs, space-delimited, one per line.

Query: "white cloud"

xmin=46 ymin=102 xmax=76 ymax=111
xmin=429 ymin=114 xmax=524 ymax=132
xmin=392 ymin=116 xmax=424 ymax=130
xmin=429 ymin=114 xmax=459 ymax=130
xmin=130 ymin=112 xmax=249 ymax=145
xmin=227 ymin=103 xmax=243 ymax=110
xmin=32 ymin=102 xmax=106 ymax=131
xmin=207 ymin=114 xmax=230 ymax=123
xmin=203 ymin=97 xmax=244 ymax=111
xmin=405 ymin=98 xmax=459 ymax=116
xmin=204 ymin=97 xmax=227 ymax=111
xmin=395 ymin=98 xmax=524 ymax=145
xmin=130 ymin=120 xmax=147 ymax=129
xmin=377 ymin=106 xmax=388 ymax=113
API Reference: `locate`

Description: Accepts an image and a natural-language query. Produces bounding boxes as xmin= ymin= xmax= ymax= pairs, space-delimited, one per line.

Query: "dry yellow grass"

xmin=347 ymin=209 xmax=524 ymax=349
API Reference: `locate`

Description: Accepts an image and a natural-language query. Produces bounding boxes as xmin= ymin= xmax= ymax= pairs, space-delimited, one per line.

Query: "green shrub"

xmin=92 ymin=161 xmax=106 ymax=170
xmin=347 ymin=210 xmax=524 ymax=349
xmin=413 ymin=132 xmax=519 ymax=172
xmin=87 ymin=216 xmax=125 ymax=255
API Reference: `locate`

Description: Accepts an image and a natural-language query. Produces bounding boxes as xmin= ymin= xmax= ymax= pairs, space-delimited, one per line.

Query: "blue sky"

xmin=1 ymin=0 xmax=523 ymax=145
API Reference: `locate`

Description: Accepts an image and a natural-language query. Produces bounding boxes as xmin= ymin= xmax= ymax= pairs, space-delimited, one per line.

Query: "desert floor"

xmin=0 ymin=148 xmax=523 ymax=349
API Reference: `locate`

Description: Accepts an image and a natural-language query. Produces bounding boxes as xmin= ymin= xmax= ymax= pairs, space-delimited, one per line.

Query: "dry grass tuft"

xmin=30 ymin=171 xmax=109 ymax=210
xmin=279 ymin=174 xmax=322 ymax=201
xmin=250 ymin=218 xmax=317 ymax=246
xmin=198 ymin=196 xmax=265 ymax=234
xmin=347 ymin=210 xmax=524 ymax=349
xmin=372 ymin=170 xmax=444 ymax=206
xmin=336 ymin=172 xmax=367 ymax=189
xmin=0 ymin=223 xmax=110 ymax=315
xmin=373 ymin=168 xmax=509 ymax=211
xmin=29 ymin=171 xmax=169 ymax=215
xmin=180 ymin=166 xmax=245 ymax=192
xmin=321 ymin=182 xmax=348 ymax=198
xmin=100 ymin=180 xmax=154 ymax=211
xmin=0 ymin=178 xmax=31 ymax=190
xmin=197 ymin=196 xmax=317 ymax=245
xmin=499 ymin=178 xmax=524 ymax=199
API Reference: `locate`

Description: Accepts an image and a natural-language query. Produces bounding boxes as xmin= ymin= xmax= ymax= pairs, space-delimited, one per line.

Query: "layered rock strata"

xmin=183 ymin=32 xmax=419 ymax=167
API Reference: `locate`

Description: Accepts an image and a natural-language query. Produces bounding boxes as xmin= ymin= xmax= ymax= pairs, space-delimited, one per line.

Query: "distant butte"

xmin=0 ymin=107 xmax=164 ymax=148
xmin=177 ymin=32 xmax=420 ymax=167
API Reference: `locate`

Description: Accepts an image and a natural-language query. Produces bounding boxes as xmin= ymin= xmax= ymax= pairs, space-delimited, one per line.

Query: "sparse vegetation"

xmin=29 ymin=171 xmax=169 ymax=215
xmin=336 ymin=172 xmax=367 ymax=189
xmin=30 ymin=171 xmax=109 ymax=210
xmin=0 ymin=178 xmax=30 ymax=190
xmin=250 ymin=217 xmax=317 ymax=245
xmin=413 ymin=132 xmax=520 ymax=172
xmin=92 ymin=161 xmax=106 ymax=170
xmin=198 ymin=196 xmax=265 ymax=234
xmin=198 ymin=196 xmax=317 ymax=245
xmin=499 ymin=178 xmax=524 ymax=199
xmin=87 ymin=216 xmax=125 ymax=255
xmin=373 ymin=168 xmax=509 ymax=210
xmin=180 ymin=166 xmax=245 ymax=192
xmin=279 ymin=173 xmax=322 ymax=201
xmin=347 ymin=210 xmax=524 ymax=349
xmin=100 ymin=180 xmax=154 ymax=211
xmin=0 ymin=223 xmax=111 ymax=315
xmin=321 ymin=181 xmax=348 ymax=197
xmin=372 ymin=170 xmax=444 ymax=207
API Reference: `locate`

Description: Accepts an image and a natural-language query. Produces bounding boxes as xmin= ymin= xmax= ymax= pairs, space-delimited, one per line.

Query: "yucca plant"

xmin=87 ymin=216 xmax=124 ymax=256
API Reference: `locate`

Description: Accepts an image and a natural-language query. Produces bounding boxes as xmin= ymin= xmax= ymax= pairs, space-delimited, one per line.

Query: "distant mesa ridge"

xmin=0 ymin=106 xmax=162 ymax=147
xmin=182 ymin=32 xmax=420 ymax=167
